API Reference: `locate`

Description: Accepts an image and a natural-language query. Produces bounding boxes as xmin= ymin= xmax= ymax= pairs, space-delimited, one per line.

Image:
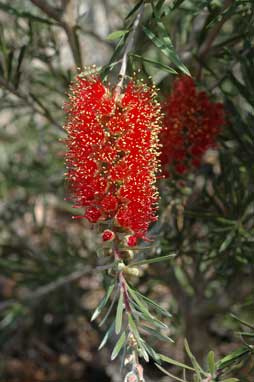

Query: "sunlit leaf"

xmin=143 ymin=24 xmax=190 ymax=76
xmin=106 ymin=30 xmax=129 ymax=41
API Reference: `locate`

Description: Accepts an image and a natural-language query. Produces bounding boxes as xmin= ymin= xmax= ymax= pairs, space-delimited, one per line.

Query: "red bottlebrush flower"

xmin=65 ymin=72 xmax=161 ymax=241
xmin=160 ymin=76 xmax=225 ymax=176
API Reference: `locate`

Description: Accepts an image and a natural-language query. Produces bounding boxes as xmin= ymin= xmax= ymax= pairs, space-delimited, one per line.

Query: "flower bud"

xmin=119 ymin=250 xmax=134 ymax=260
xmin=123 ymin=267 xmax=140 ymax=277
xmin=102 ymin=229 xmax=115 ymax=242
xmin=126 ymin=235 xmax=137 ymax=247
xmin=117 ymin=262 xmax=126 ymax=271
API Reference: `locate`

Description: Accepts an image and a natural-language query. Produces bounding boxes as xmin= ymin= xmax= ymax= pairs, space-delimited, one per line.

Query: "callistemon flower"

xmin=65 ymin=72 xmax=161 ymax=244
xmin=160 ymin=76 xmax=225 ymax=176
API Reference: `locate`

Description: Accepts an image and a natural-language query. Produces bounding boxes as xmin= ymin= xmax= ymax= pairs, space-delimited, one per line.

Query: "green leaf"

xmin=237 ymin=331 xmax=254 ymax=337
xmin=98 ymin=323 xmax=114 ymax=350
xmin=14 ymin=45 xmax=26 ymax=88
xmin=91 ymin=283 xmax=115 ymax=321
xmin=130 ymin=253 xmax=176 ymax=267
xmin=217 ymin=347 xmax=250 ymax=369
xmin=140 ymin=309 xmax=169 ymax=330
xmin=143 ymin=325 xmax=174 ymax=343
xmin=111 ymin=331 xmax=126 ymax=360
xmin=160 ymin=354 xmax=195 ymax=371
xmin=128 ymin=314 xmax=140 ymax=340
xmin=130 ymin=54 xmax=177 ymax=74
xmin=231 ymin=314 xmax=254 ymax=330
xmin=134 ymin=290 xmax=172 ymax=318
xmin=100 ymin=36 xmax=126 ymax=80
xmin=127 ymin=286 xmax=170 ymax=331
xmin=115 ymin=291 xmax=124 ymax=334
xmin=99 ymin=286 xmax=119 ymax=327
xmin=143 ymin=24 xmax=190 ymax=76
xmin=170 ymin=0 xmax=186 ymax=10
xmin=207 ymin=351 xmax=216 ymax=376
xmin=143 ymin=342 xmax=161 ymax=362
xmin=127 ymin=285 xmax=155 ymax=320
xmin=128 ymin=314 xmax=149 ymax=362
xmin=125 ymin=0 xmax=143 ymax=20
xmin=219 ymin=231 xmax=236 ymax=252
xmin=220 ymin=379 xmax=239 ymax=382
xmin=184 ymin=339 xmax=205 ymax=378
xmin=230 ymin=73 xmax=254 ymax=106
xmin=155 ymin=364 xmax=190 ymax=382
xmin=106 ymin=30 xmax=129 ymax=41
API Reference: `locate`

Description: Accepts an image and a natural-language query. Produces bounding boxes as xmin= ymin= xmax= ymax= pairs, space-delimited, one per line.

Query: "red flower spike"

xmin=160 ymin=76 xmax=225 ymax=176
xmin=102 ymin=230 xmax=115 ymax=242
xmin=84 ymin=206 xmax=102 ymax=223
xmin=65 ymin=72 xmax=161 ymax=241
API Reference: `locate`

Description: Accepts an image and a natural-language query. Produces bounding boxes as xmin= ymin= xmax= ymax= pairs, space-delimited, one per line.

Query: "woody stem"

xmin=113 ymin=243 xmax=144 ymax=381
xmin=115 ymin=1 xmax=145 ymax=96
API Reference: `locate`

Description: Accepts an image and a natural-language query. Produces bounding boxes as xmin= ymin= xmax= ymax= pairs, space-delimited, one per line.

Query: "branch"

xmin=0 ymin=77 xmax=62 ymax=129
xmin=115 ymin=1 xmax=145 ymax=96
xmin=30 ymin=0 xmax=61 ymax=21
xmin=0 ymin=266 xmax=91 ymax=311
xmin=196 ymin=0 xmax=234 ymax=80
xmin=61 ymin=0 xmax=83 ymax=69
xmin=30 ymin=0 xmax=83 ymax=68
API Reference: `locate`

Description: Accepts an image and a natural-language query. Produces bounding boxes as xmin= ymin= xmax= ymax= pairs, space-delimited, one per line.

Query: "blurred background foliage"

xmin=0 ymin=0 xmax=253 ymax=381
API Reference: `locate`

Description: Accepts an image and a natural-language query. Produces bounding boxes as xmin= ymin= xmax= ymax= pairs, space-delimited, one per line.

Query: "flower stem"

xmin=115 ymin=1 xmax=145 ymax=97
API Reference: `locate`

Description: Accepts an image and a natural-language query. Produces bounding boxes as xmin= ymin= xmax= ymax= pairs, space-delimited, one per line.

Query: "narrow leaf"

xmin=155 ymin=364 xmax=191 ymax=382
xmin=111 ymin=331 xmax=126 ymax=360
xmin=131 ymin=53 xmax=177 ymax=74
xmin=14 ymin=45 xmax=26 ymax=88
xmin=91 ymin=283 xmax=115 ymax=321
xmin=127 ymin=286 xmax=154 ymax=320
xmin=128 ymin=314 xmax=149 ymax=362
xmin=143 ymin=25 xmax=190 ymax=76
xmin=98 ymin=323 xmax=114 ymax=350
xmin=135 ymin=290 xmax=172 ymax=318
xmin=115 ymin=291 xmax=124 ymax=334
xmin=106 ymin=30 xmax=129 ymax=41
xmin=184 ymin=339 xmax=205 ymax=377
xmin=207 ymin=351 xmax=216 ymax=376
xmin=219 ymin=231 xmax=235 ymax=252
xmin=217 ymin=347 xmax=249 ymax=369
xmin=143 ymin=325 xmax=174 ymax=343
xmin=143 ymin=342 xmax=160 ymax=362
xmin=125 ymin=0 xmax=143 ymax=20
xmin=160 ymin=354 xmax=195 ymax=371
xmin=231 ymin=314 xmax=254 ymax=330
xmin=130 ymin=253 xmax=176 ymax=267
xmin=128 ymin=314 xmax=140 ymax=340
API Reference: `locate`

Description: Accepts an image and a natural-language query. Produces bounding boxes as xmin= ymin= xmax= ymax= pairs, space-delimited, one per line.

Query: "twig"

xmin=30 ymin=0 xmax=61 ymax=21
xmin=114 ymin=1 xmax=145 ymax=97
xmin=196 ymin=0 xmax=234 ymax=80
xmin=0 ymin=266 xmax=91 ymax=311
xmin=30 ymin=0 xmax=83 ymax=68
xmin=0 ymin=77 xmax=62 ymax=129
